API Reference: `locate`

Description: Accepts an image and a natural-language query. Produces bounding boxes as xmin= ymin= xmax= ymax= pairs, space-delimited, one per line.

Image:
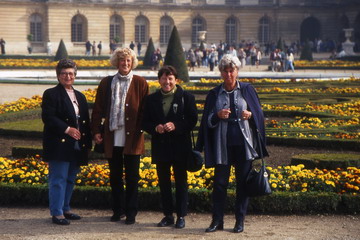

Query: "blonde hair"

xmin=110 ymin=47 xmax=139 ymax=69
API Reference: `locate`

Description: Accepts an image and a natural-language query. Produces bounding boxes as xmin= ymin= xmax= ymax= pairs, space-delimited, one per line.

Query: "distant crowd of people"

xmin=185 ymin=40 xmax=295 ymax=72
xmin=85 ymin=40 xmax=103 ymax=56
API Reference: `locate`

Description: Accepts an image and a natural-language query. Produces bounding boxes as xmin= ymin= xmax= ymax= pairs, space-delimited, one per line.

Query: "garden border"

xmin=0 ymin=183 xmax=359 ymax=214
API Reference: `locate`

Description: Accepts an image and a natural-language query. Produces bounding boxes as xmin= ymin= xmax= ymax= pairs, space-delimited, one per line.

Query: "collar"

xmin=161 ymin=85 xmax=177 ymax=96
xmin=220 ymin=81 xmax=240 ymax=94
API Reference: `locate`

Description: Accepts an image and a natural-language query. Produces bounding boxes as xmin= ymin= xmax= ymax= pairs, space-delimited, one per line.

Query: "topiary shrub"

xmin=291 ymin=153 xmax=360 ymax=169
xmin=164 ymin=26 xmax=189 ymax=82
xmin=277 ymin=37 xmax=284 ymax=51
xmin=300 ymin=40 xmax=313 ymax=61
xmin=143 ymin=37 xmax=155 ymax=68
xmin=54 ymin=39 xmax=68 ymax=61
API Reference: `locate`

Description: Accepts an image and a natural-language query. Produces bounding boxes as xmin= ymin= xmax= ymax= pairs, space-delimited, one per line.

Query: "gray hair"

xmin=110 ymin=47 xmax=139 ymax=69
xmin=218 ymin=54 xmax=241 ymax=72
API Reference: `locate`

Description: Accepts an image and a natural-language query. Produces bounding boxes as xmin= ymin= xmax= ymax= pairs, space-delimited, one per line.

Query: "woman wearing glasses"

xmin=42 ymin=59 xmax=92 ymax=225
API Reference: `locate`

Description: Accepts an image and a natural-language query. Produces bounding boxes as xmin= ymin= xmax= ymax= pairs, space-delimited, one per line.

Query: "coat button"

xmin=82 ymin=144 xmax=85 ymax=147
xmin=82 ymin=133 xmax=85 ymax=136
xmin=126 ymin=103 xmax=129 ymax=106
xmin=126 ymin=132 xmax=130 ymax=135
xmin=61 ymin=139 xmax=65 ymax=142
xmin=83 ymin=120 xmax=86 ymax=123
xmin=126 ymin=117 xmax=129 ymax=121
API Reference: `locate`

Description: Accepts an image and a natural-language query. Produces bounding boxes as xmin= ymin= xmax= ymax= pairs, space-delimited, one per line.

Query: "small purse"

xmin=187 ymin=131 xmax=204 ymax=172
xmin=245 ymin=131 xmax=272 ymax=197
xmin=93 ymin=118 xmax=105 ymax=153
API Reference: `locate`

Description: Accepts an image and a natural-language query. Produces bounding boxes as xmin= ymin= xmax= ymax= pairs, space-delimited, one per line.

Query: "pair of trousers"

xmin=156 ymin=161 xmax=188 ymax=218
xmin=212 ymin=146 xmax=252 ymax=222
xmin=48 ymin=160 xmax=79 ymax=216
xmin=108 ymin=147 xmax=140 ymax=220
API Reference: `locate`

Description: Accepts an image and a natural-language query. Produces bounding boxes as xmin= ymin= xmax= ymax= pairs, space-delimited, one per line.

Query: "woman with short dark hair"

xmin=142 ymin=65 xmax=198 ymax=229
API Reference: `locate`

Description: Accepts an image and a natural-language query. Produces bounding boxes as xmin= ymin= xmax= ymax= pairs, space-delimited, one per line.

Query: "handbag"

xmin=245 ymin=131 xmax=272 ymax=197
xmin=187 ymin=131 xmax=204 ymax=172
xmin=93 ymin=118 xmax=105 ymax=153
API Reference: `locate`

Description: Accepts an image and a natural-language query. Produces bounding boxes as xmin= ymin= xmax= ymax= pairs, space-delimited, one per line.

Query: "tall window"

xmin=135 ymin=16 xmax=149 ymax=43
xmin=192 ymin=17 xmax=205 ymax=46
xmin=30 ymin=14 xmax=42 ymax=42
xmin=160 ymin=16 xmax=174 ymax=45
xmin=71 ymin=15 xmax=86 ymax=42
xmin=225 ymin=17 xmax=237 ymax=45
xmin=110 ymin=15 xmax=123 ymax=43
xmin=259 ymin=16 xmax=270 ymax=44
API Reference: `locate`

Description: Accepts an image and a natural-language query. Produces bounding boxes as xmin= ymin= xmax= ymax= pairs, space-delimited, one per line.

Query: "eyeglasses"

xmin=60 ymin=72 xmax=75 ymax=77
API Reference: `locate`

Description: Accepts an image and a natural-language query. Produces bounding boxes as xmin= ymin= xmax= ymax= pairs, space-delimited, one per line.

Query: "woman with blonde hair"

xmin=91 ymin=47 xmax=149 ymax=224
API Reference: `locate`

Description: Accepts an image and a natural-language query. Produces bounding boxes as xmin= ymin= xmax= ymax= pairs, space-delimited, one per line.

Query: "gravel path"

xmin=1 ymin=207 xmax=360 ymax=240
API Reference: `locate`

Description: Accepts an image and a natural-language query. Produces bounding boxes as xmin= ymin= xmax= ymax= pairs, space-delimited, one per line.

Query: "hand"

xmin=68 ymin=127 xmax=81 ymax=140
xmin=155 ymin=124 xmax=165 ymax=134
xmin=217 ymin=108 xmax=231 ymax=119
xmin=94 ymin=133 xmax=103 ymax=144
xmin=164 ymin=122 xmax=175 ymax=132
xmin=241 ymin=110 xmax=252 ymax=120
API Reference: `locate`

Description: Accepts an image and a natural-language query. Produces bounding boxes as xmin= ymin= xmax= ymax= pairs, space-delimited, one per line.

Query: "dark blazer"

xmin=42 ymin=84 xmax=92 ymax=165
xmin=196 ymin=81 xmax=269 ymax=168
xmin=142 ymin=85 xmax=198 ymax=164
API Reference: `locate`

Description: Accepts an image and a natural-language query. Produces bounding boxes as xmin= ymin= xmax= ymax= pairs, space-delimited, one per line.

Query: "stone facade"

xmin=0 ymin=0 xmax=359 ymax=55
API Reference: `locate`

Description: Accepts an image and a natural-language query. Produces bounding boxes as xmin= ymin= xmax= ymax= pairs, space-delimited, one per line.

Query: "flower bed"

xmin=294 ymin=60 xmax=360 ymax=69
xmin=0 ymin=58 xmax=143 ymax=69
xmin=1 ymin=58 xmax=360 ymax=69
xmin=1 ymin=156 xmax=359 ymax=195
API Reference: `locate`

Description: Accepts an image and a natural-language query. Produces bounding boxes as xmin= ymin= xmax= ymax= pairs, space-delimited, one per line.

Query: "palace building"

xmin=0 ymin=0 xmax=359 ymax=55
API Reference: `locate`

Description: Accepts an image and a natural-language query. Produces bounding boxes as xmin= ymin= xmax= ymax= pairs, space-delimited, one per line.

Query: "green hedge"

xmin=1 ymin=183 xmax=359 ymax=214
xmin=267 ymin=136 xmax=359 ymax=151
xmin=291 ymin=153 xmax=360 ymax=169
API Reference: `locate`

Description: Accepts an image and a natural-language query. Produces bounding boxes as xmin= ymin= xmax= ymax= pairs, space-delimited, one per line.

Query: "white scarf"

xmin=109 ymin=71 xmax=133 ymax=131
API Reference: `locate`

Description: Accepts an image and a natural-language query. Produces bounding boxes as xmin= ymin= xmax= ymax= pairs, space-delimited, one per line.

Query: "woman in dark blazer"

xmin=42 ymin=59 xmax=92 ymax=225
xmin=142 ymin=65 xmax=198 ymax=229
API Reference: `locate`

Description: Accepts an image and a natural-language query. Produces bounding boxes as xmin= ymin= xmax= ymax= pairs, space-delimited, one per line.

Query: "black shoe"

xmin=125 ymin=218 xmax=136 ymax=225
xmin=233 ymin=221 xmax=244 ymax=233
xmin=205 ymin=221 xmax=224 ymax=233
xmin=175 ymin=217 xmax=185 ymax=229
xmin=157 ymin=216 xmax=174 ymax=227
xmin=52 ymin=216 xmax=70 ymax=225
xmin=64 ymin=212 xmax=81 ymax=220
xmin=110 ymin=212 xmax=126 ymax=222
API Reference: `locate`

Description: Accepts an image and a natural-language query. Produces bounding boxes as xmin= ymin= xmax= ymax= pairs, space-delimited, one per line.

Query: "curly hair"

xmin=110 ymin=47 xmax=139 ymax=69
xmin=218 ymin=54 xmax=241 ymax=72
xmin=56 ymin=59 xmax=77 ymax=76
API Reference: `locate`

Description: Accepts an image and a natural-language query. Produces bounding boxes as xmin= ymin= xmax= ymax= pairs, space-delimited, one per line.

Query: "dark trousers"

xmin=108 ymin=147 xmax=140 ymax=220
xmin=156 ymin=161 xmax=188 ymax=218
xmin=212 ymin=146 xmax=252 ymax=222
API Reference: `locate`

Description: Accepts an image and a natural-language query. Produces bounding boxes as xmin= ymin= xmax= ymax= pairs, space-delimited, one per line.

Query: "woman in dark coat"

xmin=42 ymin=59 xmax=92 ymax=225
xmin=196 ymin=54 xmax=268 ymax=233
xmin=142 ymin=65 xmax=198 ymax=229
